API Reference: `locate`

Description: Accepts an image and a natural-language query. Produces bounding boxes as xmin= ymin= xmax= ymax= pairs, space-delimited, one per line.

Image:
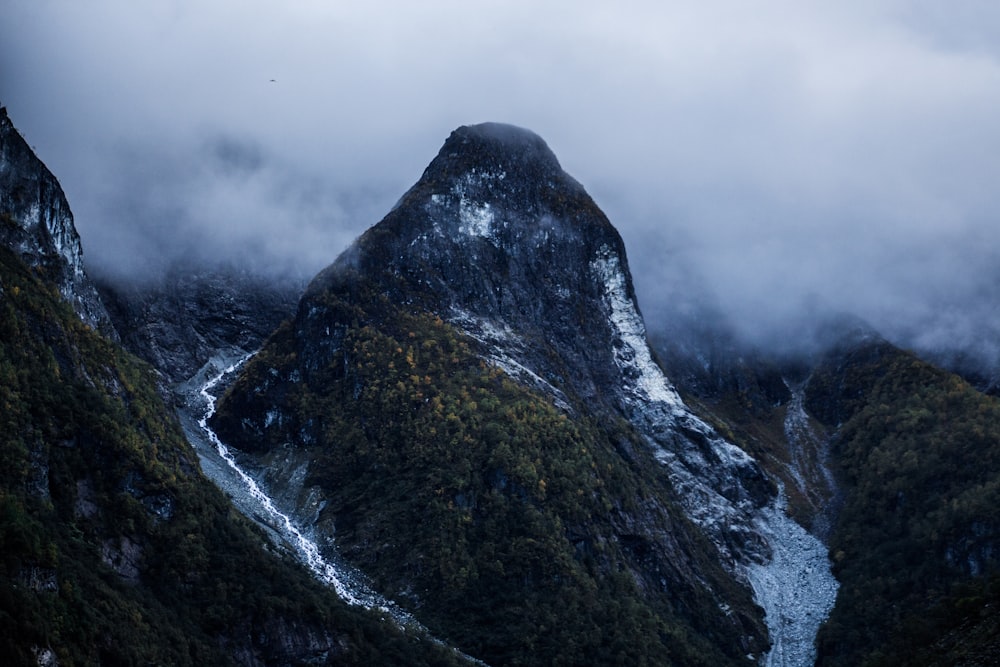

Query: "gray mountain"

xmin=0 ymin=106 xmax=113 ymax=334
xmin=97 ymin=264 xmax=302 ymax=384
xmin=212 ymin=123 xmax=839 ymax=665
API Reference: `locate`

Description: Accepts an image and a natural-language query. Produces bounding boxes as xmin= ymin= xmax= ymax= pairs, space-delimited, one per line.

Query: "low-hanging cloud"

xmin=3 ymin=1 xmax=1000 ymax=365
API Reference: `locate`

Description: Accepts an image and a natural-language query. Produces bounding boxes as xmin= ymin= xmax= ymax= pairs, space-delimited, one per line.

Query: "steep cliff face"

xmin=213 ymin=123 xmax=840 ymax=665
xmin=97 ymin=264 xmax=302 ymax=383
xmin=0 ymin=107 xmax=112 ymax=334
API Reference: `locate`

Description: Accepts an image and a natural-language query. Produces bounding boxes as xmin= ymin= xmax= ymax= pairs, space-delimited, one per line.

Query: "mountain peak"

xmin=311 ymin=124 xmax=626 ymax=356
xmin=394 ymin=122 xmax=584 ymax=220
xmin=0 ymin=106 xmax=113 ymax=334
xmin=440 ymin=122 xmax=561 ymax=170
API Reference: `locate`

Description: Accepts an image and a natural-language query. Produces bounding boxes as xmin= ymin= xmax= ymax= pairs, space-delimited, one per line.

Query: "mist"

xmin=3 ymin=1 xmax=1000 ymax=365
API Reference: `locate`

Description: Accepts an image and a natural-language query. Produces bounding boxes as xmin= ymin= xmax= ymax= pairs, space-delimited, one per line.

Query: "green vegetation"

xmin=215 ymin=288 xmax=767 ymax=666
xmin=808 ymin=346 xmax=1000 ymax=666
xmin=0 ymin=246 xmax=467 ymax=666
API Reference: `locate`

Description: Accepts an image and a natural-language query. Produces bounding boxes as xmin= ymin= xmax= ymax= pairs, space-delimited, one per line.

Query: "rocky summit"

xmin=211 ymin=123 xmax=840 ymax=665
xmin=306 ymin=122 xmax=646 ymax=410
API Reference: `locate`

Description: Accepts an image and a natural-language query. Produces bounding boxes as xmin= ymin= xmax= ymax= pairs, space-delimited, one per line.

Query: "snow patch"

xmin=590 ymin=246 xmax=686 ymax=412
xmin=589 ymin=243 xmax=838 ymax=665
xmin=458 ymin=199 xmax=494 ymax=238
xmin=450 ymin=170 xmax=510 ymax=243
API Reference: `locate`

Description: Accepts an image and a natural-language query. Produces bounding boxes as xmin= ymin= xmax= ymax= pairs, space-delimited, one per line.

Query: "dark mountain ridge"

xmin=0 ymin=106 xmax=111 ymax=334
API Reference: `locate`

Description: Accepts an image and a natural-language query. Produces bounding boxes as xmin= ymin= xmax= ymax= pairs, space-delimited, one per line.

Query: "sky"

xmin=3 ymin=0 xmax=1000 ymax=363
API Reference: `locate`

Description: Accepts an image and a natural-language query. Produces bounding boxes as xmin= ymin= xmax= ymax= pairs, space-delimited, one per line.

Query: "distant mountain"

xmin=653 ymin=301 xmax=1000 ymax=666
xmin=804 ymin=336 xmax=1000 ymax=666
xmin=96 ymin=263 xmax=302 ymax=384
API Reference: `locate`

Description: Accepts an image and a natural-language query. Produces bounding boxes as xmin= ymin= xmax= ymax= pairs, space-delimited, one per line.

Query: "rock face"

xmin=306 ymin=123 xmax=633 ymax=408
xmin=213 ymin=123 xmax=840 ymax=665
xmin=0 ymin=106 xmax=112 ymax=334
xmin=302 ymin=124 xmax=782 ymax=546
xmin=97 ymin=265 xmax=302 ymax=383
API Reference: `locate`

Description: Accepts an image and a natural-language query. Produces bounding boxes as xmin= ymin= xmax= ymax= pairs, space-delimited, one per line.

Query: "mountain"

xmin=96 ymin=263 xmax=302 ymax=384
xmin=804 ymin=335 xmax=1000 ymax=666
xmin=7 ymin=103 xmax=1000 ymax=666
xmin=0 ymin=106 xmax=471 ymax=665
xmin=0 ymin=107 xmax=111 ymax=334
xmin=654 ymin=306 xmax=1000 ymax=666
xmin=211 ymin=123 xmax=839 ymax=665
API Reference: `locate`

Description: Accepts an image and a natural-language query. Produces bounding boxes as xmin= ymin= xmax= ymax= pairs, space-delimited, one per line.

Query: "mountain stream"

xmin=176 ymin=351 xmax=486 ymax=664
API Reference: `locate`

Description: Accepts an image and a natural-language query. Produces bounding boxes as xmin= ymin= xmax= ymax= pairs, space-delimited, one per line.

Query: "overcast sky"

xmin=3 ymin=1 xmax=1000 ymax=361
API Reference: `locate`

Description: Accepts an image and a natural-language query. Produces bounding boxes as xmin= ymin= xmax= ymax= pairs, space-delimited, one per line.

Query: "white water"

xmin=188 ymin=355 xmax=424 ymax=622
xmin=180 ymin=353 xmax=488 ymax=665
xmin=196 ymin=354 xmax=367 ymax=605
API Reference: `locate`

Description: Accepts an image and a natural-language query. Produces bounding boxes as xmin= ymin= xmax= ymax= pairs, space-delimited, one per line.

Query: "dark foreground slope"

xmin=804 ymin=338 xmax=1000 ymax=666
xmin=213 ymin=123 xmax=772 ymax=665
xmin=0 ymin=245 xmax=470 ymax=666
xmin=0 ymin=107 xmax=466 ymax=666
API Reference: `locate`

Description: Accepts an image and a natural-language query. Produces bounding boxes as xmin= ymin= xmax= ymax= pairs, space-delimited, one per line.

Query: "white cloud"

xmin=3 ymin=1 xmax=1000 ymax=360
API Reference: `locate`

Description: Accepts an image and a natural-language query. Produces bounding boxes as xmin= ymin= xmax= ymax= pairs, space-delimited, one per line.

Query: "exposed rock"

xmin=0 ymin=106 xmax=113 ymax=334
xmin=97 ymin=263 xmax=302 ymax=383
xmin=101 ymin=536 xmax=143 ymax=582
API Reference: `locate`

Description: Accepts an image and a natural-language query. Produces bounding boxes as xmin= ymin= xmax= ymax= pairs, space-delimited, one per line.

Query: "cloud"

xmin=3 ymin=1 xmax=1000 ymax=363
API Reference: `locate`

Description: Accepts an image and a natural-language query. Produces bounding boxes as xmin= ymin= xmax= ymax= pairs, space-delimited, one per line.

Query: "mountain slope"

xmin=804 ymin=338 xmax=1000 ymax=666
xmin=0 ymin=243 xmax=476 ymax=666
xmin=650 ymin=304 xmax=1000 ymax=665
xmin=212 ymin=123 xmax=839 ymax=665
xmin=0 ymin=106 xmax=111 ymax=334
xmin=0 ymin=107 xmax=469 ymax=666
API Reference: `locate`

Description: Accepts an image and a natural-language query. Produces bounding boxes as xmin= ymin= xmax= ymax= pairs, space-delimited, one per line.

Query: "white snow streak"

xmin=450 ymin=309 xmax=572 ymax=411
xmin=197 ymin=354 xmax=369 ymax=606
xmin=590 ymin=246 xmax=686 ymax=411
xmin=591 ymin=243 xmax=838 ymax=667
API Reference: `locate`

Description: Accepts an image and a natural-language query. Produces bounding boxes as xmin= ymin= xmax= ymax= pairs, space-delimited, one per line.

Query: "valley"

xmin=3 ymin=105 xmax=999 ymax=665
